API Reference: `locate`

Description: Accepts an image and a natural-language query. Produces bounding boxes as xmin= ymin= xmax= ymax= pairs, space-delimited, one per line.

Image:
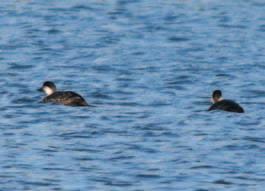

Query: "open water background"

xmin=1 ymin=0 xmax=265 ymax=190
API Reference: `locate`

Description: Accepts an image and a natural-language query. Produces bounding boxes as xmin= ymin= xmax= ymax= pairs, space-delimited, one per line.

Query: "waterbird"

xmin=208 ymin=90 xmax=244 ymax=113
xmin=38 ymin=81 xmax=88 ymax=106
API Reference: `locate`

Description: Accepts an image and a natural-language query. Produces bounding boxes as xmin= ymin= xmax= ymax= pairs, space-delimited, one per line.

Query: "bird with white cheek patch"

xmin=208 ymin=90 xmax=244 ymax=113
xmin=38 ymin=81 xmax=89 ymax=107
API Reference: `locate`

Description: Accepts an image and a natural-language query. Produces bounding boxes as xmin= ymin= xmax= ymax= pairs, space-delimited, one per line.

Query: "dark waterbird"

xmin=208 ymin=90 xmax=244 ymax=113
xmin=38 ymin=81 xmax=88 ymax=106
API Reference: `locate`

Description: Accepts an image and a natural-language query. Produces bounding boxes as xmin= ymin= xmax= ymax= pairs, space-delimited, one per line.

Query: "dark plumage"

xmin=43 ymin=91 xmax=88 ymax=106
xmin=39 ymin=81 xmax=88 ymax=107
xmin=208 ymin=99 xmax=244 ymax=113
xmin=208 ymin=90 xmax=244 ymax=113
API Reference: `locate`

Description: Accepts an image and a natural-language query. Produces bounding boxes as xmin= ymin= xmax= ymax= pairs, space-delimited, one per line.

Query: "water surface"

xmin=1 ymin=0 xmax=265 ymax=190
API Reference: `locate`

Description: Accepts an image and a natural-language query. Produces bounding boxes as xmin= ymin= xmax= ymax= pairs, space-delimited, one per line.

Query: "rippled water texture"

xmin=1 ymin=0 xmax=265 ymax=190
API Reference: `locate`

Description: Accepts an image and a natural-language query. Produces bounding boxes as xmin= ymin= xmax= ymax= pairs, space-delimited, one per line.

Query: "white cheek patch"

xmin=211 ymin=97 xmax=223 ymax=103
xmin=43 ymin=86 xmax=54 ymax=95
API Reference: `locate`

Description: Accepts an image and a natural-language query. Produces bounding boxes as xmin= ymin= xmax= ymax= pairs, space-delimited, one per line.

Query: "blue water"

xmin=1 ymin=0 xmax=265 ymax=190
